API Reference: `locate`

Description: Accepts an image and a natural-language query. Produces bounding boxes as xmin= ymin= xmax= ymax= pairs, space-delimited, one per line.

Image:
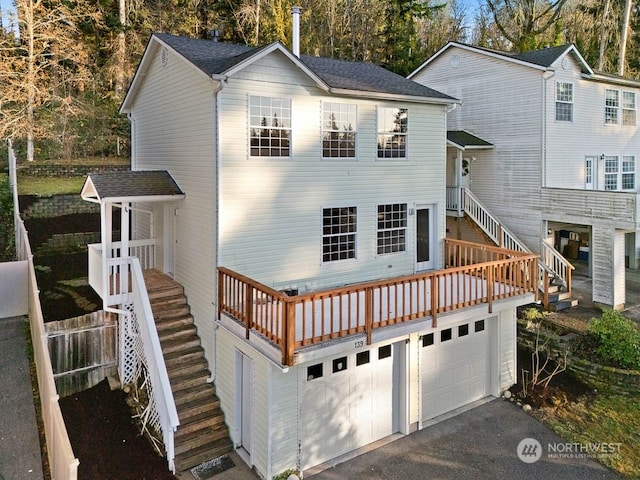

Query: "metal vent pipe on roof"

xmin=292 ymin=6 xmax=301 ymax=57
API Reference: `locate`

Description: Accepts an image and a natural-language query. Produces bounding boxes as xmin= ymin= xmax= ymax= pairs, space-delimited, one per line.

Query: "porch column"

xmin=456 ymin=150 xmax=463 ymax=216
xmin=592 ymin=226 xmax=625 ymax=310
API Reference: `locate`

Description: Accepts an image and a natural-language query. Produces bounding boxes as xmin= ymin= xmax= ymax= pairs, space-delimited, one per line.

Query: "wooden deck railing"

xmin=218 ymin=239 xmax=538 ymax=366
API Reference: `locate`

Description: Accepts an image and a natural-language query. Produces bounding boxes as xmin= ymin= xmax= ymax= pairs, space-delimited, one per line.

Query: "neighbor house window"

xmin=249 ymin=95 xmax=291 ymax=157
xmin=605 ymin=89 xmax=620 ymax=125
xmin=322 ymin=207 xmax=357 ymax=262
xmin=377 ymin=203 xmax=407 ymax=254
xmin=555 ymin=82 xmax=573 ymax=122
xmin=322 ymin=102 xmax=357 ymax=158
xmin=604 ymin=155 xmax=619 ymax=190
xmin=622 ymin=156 xmax=635 ymax=190
xmin=623 ymin=91 xmax=636 ymax=126
xmin=377 ymin=107 xmax=408 ymax=158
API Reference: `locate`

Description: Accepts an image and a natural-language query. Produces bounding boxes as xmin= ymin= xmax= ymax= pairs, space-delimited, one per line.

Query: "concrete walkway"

xmin=0 ymin=316 xmax=44 ymax=480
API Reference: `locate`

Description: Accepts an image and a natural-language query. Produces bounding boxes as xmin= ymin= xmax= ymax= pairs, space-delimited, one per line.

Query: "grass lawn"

xmin=535 ymin=393 xmax=640 ymax=478
xmin=17 ymin=176 xmax=86 ymax=196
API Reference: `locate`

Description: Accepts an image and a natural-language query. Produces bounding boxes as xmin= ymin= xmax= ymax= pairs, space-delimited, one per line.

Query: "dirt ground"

xmin=59 ymin=380 xmax=176 ymax=480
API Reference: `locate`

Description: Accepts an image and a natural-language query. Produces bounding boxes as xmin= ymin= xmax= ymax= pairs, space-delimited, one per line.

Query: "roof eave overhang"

xmin=328 ymin=87 xmax=460 ymax=105
xmin=84 ymin=193 xmax=186 ymax=205
xmin=447 ymin=140 xmax=494 ymax=151
xmin=585 ymin=73 xmax=640 ymax=88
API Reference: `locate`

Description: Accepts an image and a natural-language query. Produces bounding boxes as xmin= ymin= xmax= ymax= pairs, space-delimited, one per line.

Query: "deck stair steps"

xmin=456 ymin=188 xmax=578 ymax=311
xmin=143 ymin=269 xmax=233 ymax=474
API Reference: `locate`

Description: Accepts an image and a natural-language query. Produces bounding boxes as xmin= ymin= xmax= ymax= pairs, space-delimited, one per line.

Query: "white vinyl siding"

xmin=128 ymin=45 xmax=217 ymax=367
xmin=218 ymin=50 xmax=446 ymax=291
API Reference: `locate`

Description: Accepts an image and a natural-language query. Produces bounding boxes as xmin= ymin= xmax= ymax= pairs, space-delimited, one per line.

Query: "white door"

xmin=416 ymin=207 xmax=434 ymax=271
xmin=300 ymin=344 xmax=397 ymax=470
xmin=421 ymin=320 xmax=490 ymax=422
xmin=585 ymin=156 xmax=596 ymax=190
xmin=235 ymin=351 xmax=253 ymax=459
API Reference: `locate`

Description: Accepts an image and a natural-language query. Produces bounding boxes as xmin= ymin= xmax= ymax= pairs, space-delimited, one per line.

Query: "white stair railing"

xmin=461 ymin=188 xmax=574 ymax=292
xmin=105 ymin=256 xmax=180 ymax=472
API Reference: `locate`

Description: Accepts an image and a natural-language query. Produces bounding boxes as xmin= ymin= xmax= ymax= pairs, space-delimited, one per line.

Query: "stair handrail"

xmin=461 ymin=188 xmax=573 ymax=293
xmin=540 ymin=239 xmax=574 ymax=291
xmin=129 ymin=256 xmax=180 ymax=472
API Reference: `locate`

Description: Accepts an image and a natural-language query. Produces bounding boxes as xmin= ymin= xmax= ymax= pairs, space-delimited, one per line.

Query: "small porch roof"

xmin=447 ymin=130 xmax=494 ymax=151
xmin=81 ymin=170 xmax=185 ymax=204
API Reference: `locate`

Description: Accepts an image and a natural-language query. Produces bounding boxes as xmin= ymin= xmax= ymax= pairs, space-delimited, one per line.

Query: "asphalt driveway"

xmin=308 ymin=399 xmax=620 ymax=480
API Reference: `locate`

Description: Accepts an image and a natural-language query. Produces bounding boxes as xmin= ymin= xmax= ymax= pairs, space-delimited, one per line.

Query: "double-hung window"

xmin=377 ymin=107 xmax=408 ymax=158
xmin=605 ymin=89 xmax=620 ymax=125
xmin=249 ymin=96 xmax=291 ymax=157
xmin=322 ymin=103 xmax=357 ymax=158
xmin=377 ymin=204 xmax=407 ymax=254
xmin=555 ymin=82 xmax=573 ymax=122
xmin=623 ymin=92 xmax=636 ymax=126
xmin=622 ymin=156 xmax=636 ymax=190
xmin=322 ymin=207 xmax=357 ymax=262
xmin=604 ymin=155 xmax=619 ymax=190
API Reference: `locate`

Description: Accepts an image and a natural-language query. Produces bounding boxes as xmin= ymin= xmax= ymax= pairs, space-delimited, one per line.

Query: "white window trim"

xmin=321 ymin=101 xmax=358 ymax=160
xmin=605 ymin=88 xmax=620 ymax=125
xmin=377 ymin=106 xmax=408 ymax=160
xmin=248 ymin=94 xmax=293 ymax=158
xmin=376 ymin=203 xmax=408 ymax=255
xmin=555 ymin=81 xmax=573 ymax=122
xmin=622 ymin=155 xmax=636 ymax=190
xmin=321 ymin=206 xmax=358 ymax=263
xmin=623 ymin=91 xmax=637 ymax=126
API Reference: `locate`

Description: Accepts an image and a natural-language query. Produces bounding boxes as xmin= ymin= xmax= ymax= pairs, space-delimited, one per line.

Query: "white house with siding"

xmin=410 ymin=42 xmax=640 ymax=310
xmin=82 ymin=31 xmax=538 ymax=479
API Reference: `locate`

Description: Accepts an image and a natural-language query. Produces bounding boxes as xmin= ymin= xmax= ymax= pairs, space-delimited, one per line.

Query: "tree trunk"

xmin=116 ymin=0 xmax=126 ymax=96
xmin=619 ymin=0 xmax=633 ymax=76
xmin=26 ymin=0 xmax=35 ymax=161
xmin=597 ymin=0 xmax=610 ymax=71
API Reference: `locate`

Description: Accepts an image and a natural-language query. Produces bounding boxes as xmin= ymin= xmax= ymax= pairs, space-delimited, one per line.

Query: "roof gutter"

xmin=328 ymin=87 xmax=460 ymax=105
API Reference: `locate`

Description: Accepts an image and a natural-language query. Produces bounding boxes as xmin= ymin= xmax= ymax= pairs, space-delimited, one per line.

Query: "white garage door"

xmin=421 ymin=319 xmax=490 ymax=422
xmin=300 ymin=343 xmax=397 ymax=470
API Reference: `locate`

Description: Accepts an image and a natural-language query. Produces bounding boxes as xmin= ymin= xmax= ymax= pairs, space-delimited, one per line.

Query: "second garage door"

xmin=421 ymin=319 xmax=490 ymax=422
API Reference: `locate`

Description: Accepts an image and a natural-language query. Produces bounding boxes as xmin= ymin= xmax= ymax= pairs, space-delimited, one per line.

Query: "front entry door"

xmin=416 ymin=207 xmax=434 ymax=271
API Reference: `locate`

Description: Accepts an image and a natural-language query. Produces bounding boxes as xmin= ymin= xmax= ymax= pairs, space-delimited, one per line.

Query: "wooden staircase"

xmin=143 ymin=270 xmax=232 ymax=474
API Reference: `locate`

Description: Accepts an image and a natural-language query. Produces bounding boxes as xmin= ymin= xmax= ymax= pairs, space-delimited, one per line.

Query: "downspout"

xmin=210 ymin=76 xmax=225 ymax=384
xmin=541 ymin=70 xmax=555 ymax=189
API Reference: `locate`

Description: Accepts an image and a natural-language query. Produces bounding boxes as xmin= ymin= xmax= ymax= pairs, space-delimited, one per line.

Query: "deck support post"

xmin=430 ymin=276 xmax=438 ymax=328
xmin=365 ymin=287 xmax=373 ymax=345
xmin=245 ymin=285 xmax=253 ymax=340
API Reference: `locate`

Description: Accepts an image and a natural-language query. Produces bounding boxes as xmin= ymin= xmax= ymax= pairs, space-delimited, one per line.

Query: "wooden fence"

xmin=16 ymin=215 xmax=79 ymax=479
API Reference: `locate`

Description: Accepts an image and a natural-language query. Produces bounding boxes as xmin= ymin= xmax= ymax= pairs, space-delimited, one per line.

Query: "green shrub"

xmin=587 ymin=310 xmax=640 ymax=370
xmin=0 ymin=174 xmax=15 ymax=261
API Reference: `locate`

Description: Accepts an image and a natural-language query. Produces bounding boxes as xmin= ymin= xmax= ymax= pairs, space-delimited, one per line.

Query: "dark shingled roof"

xmin=154 ymin=33 xmax=456 ymax=102
xmin=510 ymin=44 xmax=572 ymax=67
xmin=88 ymin=170 xmax=184 ymax=199
xmin=447 ymin=130 xmax=493 ymax=149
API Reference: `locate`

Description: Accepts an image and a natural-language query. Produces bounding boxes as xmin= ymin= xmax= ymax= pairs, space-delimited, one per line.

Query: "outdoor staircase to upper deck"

xmin=143 ymin=270 xmax=233 ymax=474
xmin=448 ymin=188 xmax=578 ymax=312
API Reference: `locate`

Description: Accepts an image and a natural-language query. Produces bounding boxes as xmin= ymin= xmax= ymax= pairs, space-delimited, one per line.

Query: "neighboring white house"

xmin=410 ymin=42 xmax=640 ymax=310
xmin=83 ymin=31 xmax=538 ymax=479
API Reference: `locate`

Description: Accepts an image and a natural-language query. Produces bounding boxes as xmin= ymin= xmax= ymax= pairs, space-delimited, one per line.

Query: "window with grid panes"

xmin=249 ymin=96 xmax=291 ymax=157
xmin=623 ymin=92 xmax=636 ymax=126
xmin=604 ymin=156 xmax=619 ymax=190
xmin=622 ymin=156 xmax=635 ymax=190
xmin=322 ymin=102 xmax=357 ymax=158
xmin=322 ymin=207 xmax=357 ymax=262
xmin=555 ymin=82 xmax=573 ymax=122
xmin=377 ymin=107 xmax=407 ymax=158
xmin=377 ymin=204 xmax=407 ymax=254
xmin=605 ymin=89 xmax=620 ymax=125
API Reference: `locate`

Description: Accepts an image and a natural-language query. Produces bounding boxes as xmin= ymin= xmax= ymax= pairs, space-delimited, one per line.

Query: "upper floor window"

xmin=377 ymin=107 xmax=408 ymax=158
xmin=623 ymin=92 xmax=636 ymax=126
xmin=605 ymin=89 xmax=619 ymax=125
xmin=322 ymin=103 xmax=357 ymax=158
xmin=555 ymin=82 xmax=573 ymax=122
xmin=622 ymin=156 xmax=636 ymax=190
xmin=249 ymin=96 xmax=291 ymax=157
xmin=604 ymin=155 xmax=619 ymax=190
xmin=377 ymin=203 xmax=407 ymax=254
xmin=322 ymin=207 xmax=357 ymax=262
